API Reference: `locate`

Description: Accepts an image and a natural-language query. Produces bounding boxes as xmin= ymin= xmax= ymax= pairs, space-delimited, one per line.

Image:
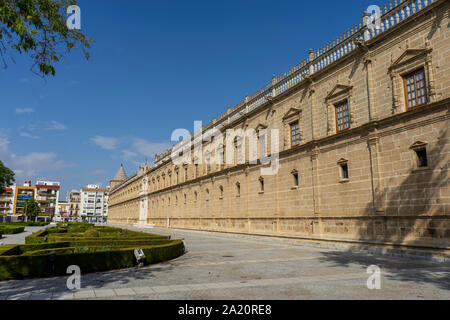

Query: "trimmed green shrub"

xmin=1 ymin=225 xmax=184 ymax=280
xmin=83 ymin=229 xmax=100 ymax=238
xmin=0 ymin=241 xmax=184 ymax=280
xmin=25 ymin=229 xmax=48 ymax=244
xmin=0 ymin=225 xmax=25 ymax=234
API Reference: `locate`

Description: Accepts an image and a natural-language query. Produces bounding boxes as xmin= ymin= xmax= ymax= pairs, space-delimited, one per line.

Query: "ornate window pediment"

xmin=282 ymin=108 xmax=303 ymax=149
xmin=389 ymin=49 xmax=431 ymax=71
xmin=410 ymin=141 xmax=428 ymax=151
xmin=325 ymin=83 xmax=354 ymax=135
xmin=325 ymin=84 xmax=353 ymax=101
xmin=282 ymin=107 xmax=301 ymax=120
xmin=388 ymin=46 xmax=435 ymax=113
xmin=255 ymin=123 xmax=268 ymax=131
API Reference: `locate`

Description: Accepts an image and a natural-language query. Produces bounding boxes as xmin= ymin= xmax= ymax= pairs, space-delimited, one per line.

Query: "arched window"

xmin=259 ymin=177 xmax=264 ymax=192
xmin=219 ymin=186 xmax=224 ymax=199
xmin=236 ymin=182 xmax=241 ymax=197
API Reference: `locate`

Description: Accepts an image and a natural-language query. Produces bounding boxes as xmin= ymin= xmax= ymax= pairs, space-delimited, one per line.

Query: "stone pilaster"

xmin=367 ymin=132 xmax=384 ymax=215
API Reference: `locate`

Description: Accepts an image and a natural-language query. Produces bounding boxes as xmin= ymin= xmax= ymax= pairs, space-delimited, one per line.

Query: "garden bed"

xmin=0 ymin=223 xmax=184 ymax=280
xmin=0 ymin=224 xmax=25 ymax=235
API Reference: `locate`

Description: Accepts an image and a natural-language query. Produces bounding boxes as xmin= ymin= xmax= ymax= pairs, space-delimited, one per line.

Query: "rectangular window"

xmin=290 ymin=121 xmax=300 ymax=147
xmin=335 ymin=101 xmax=350 ymax=133
xmin=293 ymin=173 xmax=299 ymax=186
xmin=416 ymin=149 xmax=428 ymax=168
xmin=340 ymin=163 xmax=349 ymax=179
xmin=404 ymin=69 xmax=427 ymax=109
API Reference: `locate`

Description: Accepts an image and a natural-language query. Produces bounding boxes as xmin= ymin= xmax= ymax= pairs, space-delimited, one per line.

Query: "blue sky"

xmin=1 ymin=0 xmax=376 ymax=199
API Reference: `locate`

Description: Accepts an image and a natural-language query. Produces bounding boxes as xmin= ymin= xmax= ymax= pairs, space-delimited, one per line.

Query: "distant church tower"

xmin=110 ymin=164 xmax=127 ymax=189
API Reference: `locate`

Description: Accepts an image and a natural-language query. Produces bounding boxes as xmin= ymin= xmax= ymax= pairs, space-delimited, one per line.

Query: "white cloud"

xmin=132 ymin=138 xmax=170 ymax=159
xmin=122 ymin=150 xmax=138 ymax=160
xmin=45 ymin=121 xmax=67 ymax=131
xmin=20 ymin=132 xmax=40 ymax=139
xmin=27 ymin=121 xmax=68 ymax=132
xmin=0 ymin=132 xmax=10 ymax=153
xmin=91 ymin=135 xmax=170 ymax=165
xmin=0 ymin=131 xmax=73 ymax=183
xmin=91 ymin=136 xmax=118 ymax=150
xmin=15 ymin=108 xmax=35 ymax=114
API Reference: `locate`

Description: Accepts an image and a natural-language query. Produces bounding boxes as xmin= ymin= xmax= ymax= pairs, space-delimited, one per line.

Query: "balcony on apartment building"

xmin=36 ymin=197 xmax=57 ymax=203
xmin=38 ymin=190 xmax=57 ymax=197
xmin=0 ymin=188 xmax=13 ymax=197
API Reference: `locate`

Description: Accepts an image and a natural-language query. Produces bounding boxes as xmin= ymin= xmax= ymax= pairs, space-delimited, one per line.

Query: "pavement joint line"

xmin=2 ymin=272 xmax=373 ymax=300
xmin=74 ymin=289 xmax=96 ymax=299
xmin=156 ymin=256 xmax=319 ymax=268
xmin=53 ymin=292 xmax=75 ymax=300
xmin=94 ymin=289 xmax=117 ymax=298
xmin=69 ymin=274 xmax=369 ymax=298
xmin=132 ymin=287 xmax=156 ymax=294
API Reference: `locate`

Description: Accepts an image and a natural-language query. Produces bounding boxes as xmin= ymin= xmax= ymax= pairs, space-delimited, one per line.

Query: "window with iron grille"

xmin=290 ymin=121 xmax=300 ymax=147
xmin=403 ymin=69 xmax=427 ymax=109
xmin=335 ymin=100 xmax=350 ymax=133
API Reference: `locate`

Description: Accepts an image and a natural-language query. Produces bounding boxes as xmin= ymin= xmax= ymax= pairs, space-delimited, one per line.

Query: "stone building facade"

xmin=108 ymin=0 xmax=449 ymax=249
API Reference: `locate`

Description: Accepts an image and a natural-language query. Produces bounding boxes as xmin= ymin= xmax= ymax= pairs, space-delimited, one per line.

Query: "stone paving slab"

xmin=113 ymin=288 xmax=135 ymax=296
xmin=132 ymin=287 xmax=155 ymax=294
xmin=53 ymin=292 xmax=74 ymax=300
xmin=29 ymin=293 xmax=53 ymax=300
xmin=7 ymin=293 xmax=31 ymax=300
xmin=94 ymin=289 xmax=116 ymax=298
xmin=74 ymin=290 xmax=96 ymax=299
xmin=1 ymin=226 xmax=449 ymax=300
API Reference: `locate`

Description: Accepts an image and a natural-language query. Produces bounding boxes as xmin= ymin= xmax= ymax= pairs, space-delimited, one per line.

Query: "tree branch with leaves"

xmin=0 ymin=0 xmax=92 ymax=76
xmin=0 ymin=160 xmax=14 ymax=194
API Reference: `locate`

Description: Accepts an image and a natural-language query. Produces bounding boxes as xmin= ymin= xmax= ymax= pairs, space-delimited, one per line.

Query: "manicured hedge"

xmin=22 ymin=222 xmax=50 ymax=227
xmin=25 ymin=229 xmax=48 ymax=244
xmin=0 ymin=240 xmax=184 ymax=280
xmin=2 ymin=224 xmax=185 ymax=280
xmin=0 ymin=225 xmax=25 ymax=235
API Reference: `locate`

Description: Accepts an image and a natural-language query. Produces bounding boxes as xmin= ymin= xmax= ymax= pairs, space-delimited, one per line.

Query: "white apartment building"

xmin=0 ymin=185 xmax=15 ymax=215
xmin=35 ymin=180 xmax=60 ymax=217
xmin=80 ymin=184 xmax=108 ymax=223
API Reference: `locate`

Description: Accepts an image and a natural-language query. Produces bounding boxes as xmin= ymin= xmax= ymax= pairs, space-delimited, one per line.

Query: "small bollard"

xmin=134 ymin=248 xmax=146 ymax=268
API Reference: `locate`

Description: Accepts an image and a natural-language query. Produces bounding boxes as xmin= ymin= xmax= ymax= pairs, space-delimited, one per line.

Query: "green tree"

xmin=0 ymin=0 xmax=92 ymax=76
xmin=23 ymin=197 xmax=41 ymax=217
xmin=0 ymin=160 xmax=15 ymax=194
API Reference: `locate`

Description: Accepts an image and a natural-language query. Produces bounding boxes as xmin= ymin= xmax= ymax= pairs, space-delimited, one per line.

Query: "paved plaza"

xmin=0 ymin=225 xmax=449 ymax=300
xmin=0 ymin=226 xmax=47 ymax=245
